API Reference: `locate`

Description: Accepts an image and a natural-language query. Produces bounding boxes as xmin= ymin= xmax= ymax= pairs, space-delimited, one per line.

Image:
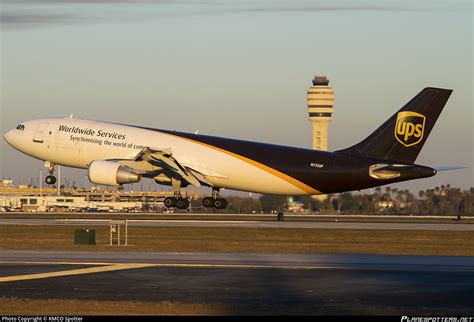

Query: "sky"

xmin=0 ymin=0 xmax=472 ymax=195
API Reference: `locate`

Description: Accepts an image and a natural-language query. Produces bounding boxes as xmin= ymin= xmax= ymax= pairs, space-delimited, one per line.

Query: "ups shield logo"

xmin=395 ymin=111 xmax=426 ymax=147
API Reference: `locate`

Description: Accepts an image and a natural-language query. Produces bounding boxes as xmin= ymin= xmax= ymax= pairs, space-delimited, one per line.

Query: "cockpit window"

xmin=16 ymin=124 xmax=25 ymax=131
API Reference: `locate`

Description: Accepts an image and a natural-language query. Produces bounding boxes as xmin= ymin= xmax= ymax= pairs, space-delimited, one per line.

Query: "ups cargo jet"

xmin=3 ymin=87 xmax=460 ymax=209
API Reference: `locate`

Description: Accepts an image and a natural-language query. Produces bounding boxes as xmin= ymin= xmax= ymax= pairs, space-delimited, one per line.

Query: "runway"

xmin=1 ymin=218 xmax=473 ymax=230
xmin=0 ymin=251 xmax=473 ymax=314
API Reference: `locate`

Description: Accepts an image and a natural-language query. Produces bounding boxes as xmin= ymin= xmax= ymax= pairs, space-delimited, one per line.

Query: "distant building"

xmin=1 ymin=179 xmax=13 ymax=188
xmin=377 ymin=200 xmax=395 ymax=211
xmin=0 ymin=185 xmax=187 ymax=212
xmin=286 ymin=196 xmax=307 ymax=213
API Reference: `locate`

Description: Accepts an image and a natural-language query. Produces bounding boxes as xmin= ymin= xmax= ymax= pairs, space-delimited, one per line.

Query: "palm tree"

xmin=397 ymin=189 xmax=404 ymax=201
xmin=375 ymin=187 xmax=382 ymax=196
xmin=418 ymin=190 xmax=425 ymax=199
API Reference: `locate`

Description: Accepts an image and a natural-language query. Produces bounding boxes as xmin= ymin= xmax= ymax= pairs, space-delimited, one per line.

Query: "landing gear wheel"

xmin=202 ymin=197 xmax=214 ymax=208
xmin=176 ymin=198 xmax=190 ymax=210
xmin=184 ymin=198 xmax=190 ymax=209
xmin=164 ymin=197 xmax=177 ymax=208
xmin=45 ymin=175 xmax=56 ymax=185
xmin=213 ymin=198 xmax=228 ymax=210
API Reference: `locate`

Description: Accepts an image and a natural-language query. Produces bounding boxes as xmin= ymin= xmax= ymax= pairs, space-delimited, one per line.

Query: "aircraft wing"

xmin=112 ymin=147 xmax=222 ymax=187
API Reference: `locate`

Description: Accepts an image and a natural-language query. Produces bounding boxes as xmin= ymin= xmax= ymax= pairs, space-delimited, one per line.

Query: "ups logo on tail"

xmin=395 ymin=111 xmax=426 ymax=147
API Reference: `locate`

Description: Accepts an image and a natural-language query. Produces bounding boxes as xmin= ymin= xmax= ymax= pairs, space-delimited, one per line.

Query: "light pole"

xmin=57 ymin=165 xmax=61 ymax=196
xmin=39 ymin=169 xmax=43 ymax=197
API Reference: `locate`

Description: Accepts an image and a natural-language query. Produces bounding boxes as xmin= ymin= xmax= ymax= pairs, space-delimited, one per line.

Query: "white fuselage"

xmin=4 ymin=118 xmax=319 ymax=195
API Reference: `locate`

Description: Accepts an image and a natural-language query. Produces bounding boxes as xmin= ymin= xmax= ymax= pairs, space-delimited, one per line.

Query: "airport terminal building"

xmin=0 ymin=182 xmax=179 ymax=212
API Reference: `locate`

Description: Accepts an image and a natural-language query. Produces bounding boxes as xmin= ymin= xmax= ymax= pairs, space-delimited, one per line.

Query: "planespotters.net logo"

xmin=395 ymin=111 xmax=426 ymax=147
xmin=401 ymin=317 xmax=474 ymax=322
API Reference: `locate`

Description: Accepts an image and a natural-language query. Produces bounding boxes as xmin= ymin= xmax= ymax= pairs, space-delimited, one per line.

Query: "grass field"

xmin=1 ymin=224 xmax=473 ymax=256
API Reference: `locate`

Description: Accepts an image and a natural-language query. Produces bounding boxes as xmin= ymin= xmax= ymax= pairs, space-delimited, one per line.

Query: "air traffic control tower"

xmin=307 ymin=75 xmax=334 ymax=150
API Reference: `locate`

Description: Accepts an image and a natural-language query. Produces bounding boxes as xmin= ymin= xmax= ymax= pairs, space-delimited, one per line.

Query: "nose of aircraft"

xmin=3 ymin=129 xmax=13 ymax=145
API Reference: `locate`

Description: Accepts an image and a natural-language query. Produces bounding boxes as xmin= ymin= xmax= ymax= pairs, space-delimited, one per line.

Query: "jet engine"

xmin=88 ymin=160 xmax=141 ymax=186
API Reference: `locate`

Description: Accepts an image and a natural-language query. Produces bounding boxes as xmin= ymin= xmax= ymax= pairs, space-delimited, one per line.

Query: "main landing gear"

xmin=44 ymin=161 xmax=57 ymax=185
xmin=164 ymin=178 xmax=190 ymax=210
xmin=163 ymin=184 xmax=228 ymax=211
xmin=164 ymin=193 xmax=190 ymax=210
xmin=202 ymin=188 xmax=228 ymax=210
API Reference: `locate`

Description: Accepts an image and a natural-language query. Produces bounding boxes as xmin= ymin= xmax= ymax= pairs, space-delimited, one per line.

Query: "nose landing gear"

xmin=44 ymin=161 xmax=57 ymax=185
xmin=45 ymin=175 xmax=56 ymax=185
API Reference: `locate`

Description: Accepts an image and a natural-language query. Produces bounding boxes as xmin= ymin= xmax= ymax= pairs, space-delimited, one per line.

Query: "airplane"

xmin=3 ymin=87 xmax=461 ymax=210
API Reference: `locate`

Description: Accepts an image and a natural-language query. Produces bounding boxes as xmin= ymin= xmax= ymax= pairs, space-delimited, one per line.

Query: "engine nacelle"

xmin=88 ymin=160 xmax=141 ymax=186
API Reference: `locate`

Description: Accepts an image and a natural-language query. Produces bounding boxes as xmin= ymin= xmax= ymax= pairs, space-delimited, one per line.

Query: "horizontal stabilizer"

xmin=432 ymin=166 xmax=465 ymax=172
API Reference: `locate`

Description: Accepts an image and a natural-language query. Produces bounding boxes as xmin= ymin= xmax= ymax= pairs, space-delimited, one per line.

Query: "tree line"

xmin=195 ymin=185 xmax=474 ymax=215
